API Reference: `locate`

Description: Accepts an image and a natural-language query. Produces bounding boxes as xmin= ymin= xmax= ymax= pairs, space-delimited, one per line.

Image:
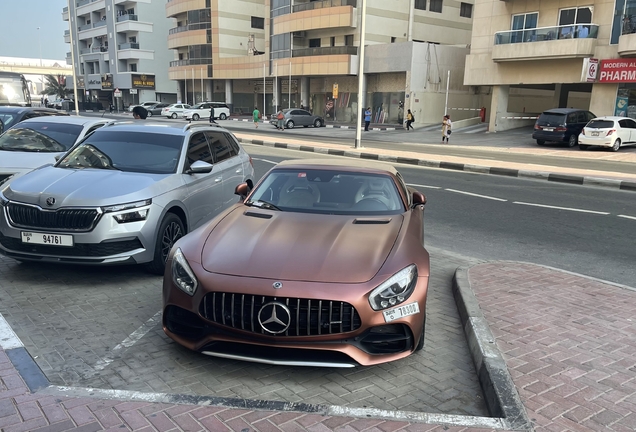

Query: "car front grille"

xmin=199 ymin=293 xmax=361 ymax=337
xmin=0 ymin=233 xmax=143 ymax=257
xmin=7 ymin=203 xmax=100 ymax=231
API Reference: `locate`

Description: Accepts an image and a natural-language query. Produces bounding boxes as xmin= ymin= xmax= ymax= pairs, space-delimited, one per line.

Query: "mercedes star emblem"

xmin=272 ymin=281 xmax=283 ymax=289
xmin=258 ymin=302 xmax=291 ymax=334
xmin=46 ymin=197 xmax=56 ymax=206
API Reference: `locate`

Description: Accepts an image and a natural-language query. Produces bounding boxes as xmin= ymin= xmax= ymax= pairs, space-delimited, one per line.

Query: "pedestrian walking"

xmin=364 ymin=107 xmax=371 ymax=131
xmin=276 ymin=109 xmax=285 ymax=130
xmin=405 ymin=109 xmax=414 ymax=131
xmin=209 ymin=105 xmax=217 ymax=124
xmin=44 ymin=97 xmax=49 ymax=108
xmin=252 ymin=107 xmax=260 ymax=128
xmin=442 ymin=114 xmax=452 ymax=143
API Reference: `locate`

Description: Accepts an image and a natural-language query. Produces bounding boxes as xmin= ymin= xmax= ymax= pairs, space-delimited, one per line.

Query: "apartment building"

xmin=167 ymin=0 xmax=480 ymax=125
xmin=63 ymin=0 xmax=176 ymax=110
xmin=465 ymin=0 xmax=636 ymax=131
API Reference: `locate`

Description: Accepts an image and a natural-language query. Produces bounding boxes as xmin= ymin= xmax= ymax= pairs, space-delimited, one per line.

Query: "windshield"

xmin=247 ymin=169 xmax=404 ymax=215
xmin=586 ymin=120 xmax=614 ymax=129
xmin=0 ymin=74 xmax=29 ymax=106
xmin=57 ymin=131 xmax=184 ymax=174
xmin=191 ymin=104 xmax=204 ymax=109
xmin=0 ymin=122 xmax=82 ymax=153
xmin=537 ymin=113 xmax=566 ymax=126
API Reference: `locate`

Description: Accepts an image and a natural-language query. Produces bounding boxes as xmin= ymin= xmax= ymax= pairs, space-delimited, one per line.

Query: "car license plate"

xmin=543 ymin=127 xmax=554 ymax=132
xmin=382 ymin=301 xmax=420 ymax=323
xmin=591 ymin=131 xmax=599 ymax=136
xmin=21 ymin=232 xmax=73 ymax=247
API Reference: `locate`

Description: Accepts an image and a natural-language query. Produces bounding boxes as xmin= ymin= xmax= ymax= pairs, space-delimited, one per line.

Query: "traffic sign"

xmin=129 ymin=88 xmax=138 ymax=95
xmin=333 ymin=83 xmax=339 ymax=99
xmin=114 ymin=89 xmax=122 ymax=98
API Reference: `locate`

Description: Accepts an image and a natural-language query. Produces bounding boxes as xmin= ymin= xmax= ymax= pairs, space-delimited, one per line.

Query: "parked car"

xmin=532 ymin=108 xmax=595 ymax=147
xmin=0 ymin=116 xmax=110 ymax=184
xmin=128 ymin=101 xmax=158 ymax=112
xmin=579 ymin=116 xmax=636 ymax=151
xmin=0 ymin=122 xmax=254 ymax=273
xmin=0 ymin=106 xmax=68 ymax=133
xmin=146 ymin=103 xmax=170 ymax=117
xmin=162 ymin=159 xmax=429 ymax=367
xmin=269 ymin=108 xmax=324 ymax=129
xmin=183 ymin=102 xmax=230 ymax=121
xmin=52 ymin=98 xmax=74 ymax=110
xmin=162 ymin=103 xmax=191 ymax=119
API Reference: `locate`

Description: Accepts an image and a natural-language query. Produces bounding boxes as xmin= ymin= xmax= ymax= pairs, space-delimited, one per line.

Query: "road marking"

xmin=92 ymin=310 xmax=162 ymax=373
xmin=513 ymin=202 xmax=610 ymax=215
xmin=0 ymin=313 xmax=23 ymax=350
xmin=445 ymin=189 xmax=507 ymax=202
xmin=406 ymin=183 xmax=442 ymax=189
xmin=251 ymin=157 xmax=278 ymax=165
xmin=618 ymin=214 xmax=636 ymax=220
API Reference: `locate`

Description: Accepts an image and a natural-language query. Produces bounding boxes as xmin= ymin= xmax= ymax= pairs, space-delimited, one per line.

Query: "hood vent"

xmin=353 ymin=218 xmax=391 ymax=225
xmin=244 ymin=211 xmax=273 ymax=219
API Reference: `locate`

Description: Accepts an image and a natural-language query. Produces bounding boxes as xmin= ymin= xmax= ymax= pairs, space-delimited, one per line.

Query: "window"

xmin=345 ymin=34 xmax=354 ymax=46
xmin=206 ymin=132 xmax=237 ymax=163
xmin=577 ymin=111 xmax=588 ymax=123
xmin=129 ymin=63 xmax=137 ymax=72
xmin=270 ymin=33 xmax=291 ymax=60
xmin=251 ymin=16 xmax=264 ymax=29
xmin=309 ymin=38 xmax=321 ymax=48
xmin=429 ymin=0 xmax=442 ymax=13
xmin=185 ymin=133 xmax=212 ymax=170
xmin=511 ymin=12 xmax=538 ymax=43
xmin=558 ymin=7 xmax=592 ymax=39
xmin=460 ymin=2 xmax=472 ymax=18
xmin=330 ymin=36 xmax=335 ymax=46
xmin=415 ymin=0 xmax=426 ymax=10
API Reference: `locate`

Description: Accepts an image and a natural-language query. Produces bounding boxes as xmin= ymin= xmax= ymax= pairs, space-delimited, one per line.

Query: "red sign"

xmin=598 ymin=59 xmax=636 ymax=83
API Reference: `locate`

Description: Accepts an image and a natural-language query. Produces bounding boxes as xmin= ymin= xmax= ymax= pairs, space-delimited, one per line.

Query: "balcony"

xmin=169 ymin=59 xmax=212 ymax=67
xmin=166 ymin=0 xmax=208 ymax=19
xmin=118 ymin=43 xmax=154 ymax=60
xmin=292 ymin=0 xmax=356 ymax=13
xmin=619 ymin=11 xmax=636 ymax=55
xmin=78 ymin=24 xmax=92 ymax=31
xmin=119 ymin=42 xmax=139 ymax=50
xmin=64 ymin=30 xmax=70 ymax=43
xmin=168 ymin=26 xmax=208 ymax=50
xmin=116 ymin=17 xmax=152 ymax=33
xmin=292 ymin=45 xmax=358 ymax=58
xmin=93 ymin=20 xmax=107 ymax=28
xmin=62 ymin=7 xmax=69 ymax=21
xmin=168 ymin=22 xmax=211 ymax=35
xmin=117 ymin=14 xmax=138 ymax=22
xmin=492 ymin=24 xmax=598 ymax=62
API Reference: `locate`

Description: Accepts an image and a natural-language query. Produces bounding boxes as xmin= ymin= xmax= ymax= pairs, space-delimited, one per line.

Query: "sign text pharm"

xmin=598 ymin=59 xmax=636 ymax=83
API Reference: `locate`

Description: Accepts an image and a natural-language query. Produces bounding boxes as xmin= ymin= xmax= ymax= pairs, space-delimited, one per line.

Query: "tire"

xmin=219 ymin=113 xmax=227 ymax=120
xmin=171 ymin=113 xmax=177 ymax=119
xmin=146 ymin=213 xmax=185 ymax=275
xmin=313 ymin=119 xmax=323 ymax=128
xmin=146 ymin=111 xmax=153 ymax=117
xmin=192 ymin=113 xmax=200 ymax=121
xmin=611 ymin=139 xmax=621 ymax=152
xmin=536 ymin=139 xmax=546 ymax=145
xmin=286 ymin=120 xmax=295 ymax=129
xmin=567 ymin=134 xmax=577 ymax=147
xmin=578 ymin=144 xmax=589 ymax=151
xmin=415 ymin=319 xmax=426 ymax=351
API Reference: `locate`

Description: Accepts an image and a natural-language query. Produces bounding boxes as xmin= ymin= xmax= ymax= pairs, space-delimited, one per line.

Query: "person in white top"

xmin=442 ymin=114 xmax=452 ymax=143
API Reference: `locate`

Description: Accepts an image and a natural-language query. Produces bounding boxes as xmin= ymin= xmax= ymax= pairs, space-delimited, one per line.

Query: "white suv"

xmin=183 ymin=102 xmax=230 ymax=121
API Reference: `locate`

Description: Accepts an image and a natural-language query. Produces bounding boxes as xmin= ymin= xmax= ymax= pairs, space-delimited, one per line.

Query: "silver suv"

xmin=0 ymin=121 xmax=254 ymax=273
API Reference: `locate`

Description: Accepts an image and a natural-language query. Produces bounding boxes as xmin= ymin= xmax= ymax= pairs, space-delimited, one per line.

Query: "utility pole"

xmin=354 ymin=0 xmax=367 ymax=149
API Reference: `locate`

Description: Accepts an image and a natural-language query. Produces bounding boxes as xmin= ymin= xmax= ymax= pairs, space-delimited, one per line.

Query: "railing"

xmin=622 ymin=10 xmax=636 ymax=35
xmin=118 ymin=42 xmax=139 ymax=50
xmin=93 ymin=20 xmax=107 ymax=28
xmin=117 ymin=14 xmax=138 ymax=22
xmin=76 ymin=0 xmax=101 ymax=6
xmin=78 ymin=24 xmax=92 ymax=31
xmin=169 ymin=58 xmax=213 ymax=67
xmin=292 ymin=46 xmax=358 ymax=57
xmin=63 ymin=6 xmax=68 ymax=12
xmin=64 ymin=30 xmax=70 ymax=35
xmin=292 ymin=0 xmax=356 ymax=13
xmin=168 ymin=22 xmax=211 ymax=34
xmin=80 ymin=48 xmax=91 ymax=54
xmin=66 ymin=52 xmax=72 ymax=58
xmin=92 ymin=47 xmax=108 ymax=53
xmin=494 ymin=24 xmax=599 ymax=45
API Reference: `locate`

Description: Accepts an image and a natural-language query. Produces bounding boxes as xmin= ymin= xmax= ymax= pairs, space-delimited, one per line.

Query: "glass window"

xmin=0 ymin=113 xmax=17 ymax=128
xmin=224 ymin=133 xmax=241 ymax=155
xmin=0 ymin=123 xmax=83 ymax=153
xmin=345 ymin=35 xmax=354 ymax=46
xmin=577 ymin=111 xmax=588 ymax=123
xmin=270 ymin=33 xmax=291 ymax=60
xmin=627 ymin=119 xmax=636 ymax=128
xmin=415 ymin=0 xmax=426 ymax=10
xmin=460 ymin=3 xmax=472 ymax=18
xmin=251 ymin=16 xmax=264 ymax=29
xmin=186 ymin=133 xmax=213 ymax=169
xmin=587 ymin=120 xmax=614 ymax=128
xmin=566 ymin=113 xmax=577 ymax=123
xmin=619 ymin=119 xmax=630 ymax=128
xmin=511 ymin=12 xmax=538 ymax=42
xmin=429 ymin=0 xmax=442 ymax=13
xmin=206 ymin=132 xmax=237 ymax=163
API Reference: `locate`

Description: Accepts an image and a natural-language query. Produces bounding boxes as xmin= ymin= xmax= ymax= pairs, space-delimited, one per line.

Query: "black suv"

xmin=0 ymin=106 xmax=68 ymax=134
xmin=532 ymin=108 xmax=596 ymax=147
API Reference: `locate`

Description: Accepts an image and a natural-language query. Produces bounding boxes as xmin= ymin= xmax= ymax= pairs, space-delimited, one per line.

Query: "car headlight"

xmin=368 ymin=265 xmax=418 ymax=311
xmin=102 ymin=199 xmax=151 ymax=224
xmin=0 ymin=192 xmax=8 ymax=207
xmin=172 ymin=248 xmax=198 ymax=296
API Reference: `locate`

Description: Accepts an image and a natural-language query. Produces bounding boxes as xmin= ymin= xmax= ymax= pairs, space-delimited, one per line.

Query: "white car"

xmin=579 ymin=116 xmax=636 ymax=152
xmin=128 ymin=101 xmax=158 ymax=112
xmin=0 ymin=116 xmax=110 ymax=183
xmin=161 ymin=103 xmax=191 ymax=119
xmin=183 ymin=102 xmax=230 ymax=121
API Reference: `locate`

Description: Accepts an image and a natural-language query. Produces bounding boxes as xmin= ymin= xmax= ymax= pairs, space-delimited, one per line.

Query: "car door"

xmin=181 ymin=132 xmax=225 ymax=229
xmin=625 ymin=119 xmax=636 ymax=143
xmin=618 ymin=119 xmax=630 ymax=143
xmin=205 ymin=130 xmax=242 ymax=209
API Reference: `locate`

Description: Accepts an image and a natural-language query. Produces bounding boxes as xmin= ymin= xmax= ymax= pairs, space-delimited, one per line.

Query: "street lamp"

xmin=37 ymin=27 xmax=42 ymax=67
xmin=354 ymin=0 xmax=368 ymax=149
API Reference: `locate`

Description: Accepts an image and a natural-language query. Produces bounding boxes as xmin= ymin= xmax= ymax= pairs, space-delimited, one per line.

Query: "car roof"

xmin=589 ymin=116 xmax=630 ymax=121
xmin=274 ymin=158 xmax=399 ymax=175
xmin=97 ymin=120 xmax=233 ymax=135
xmin=541 ymin=108 xmax=586 ymax=114
xmin=17 ymin=116 xmax=108 ymax=126
xmin=0 ymin=106 xmax=61 ymax=114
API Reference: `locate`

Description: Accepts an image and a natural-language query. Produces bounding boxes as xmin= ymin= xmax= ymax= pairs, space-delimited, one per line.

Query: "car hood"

xmin=200 ymin=208 xmax=403 ymax=283
xmin=0 ymin=150 xmax=62 ymax=171
xmin=3 ymin=166 xmax=177 ymax=208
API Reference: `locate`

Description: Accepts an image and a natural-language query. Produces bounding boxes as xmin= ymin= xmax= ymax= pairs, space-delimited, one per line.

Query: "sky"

xmin=0 ymin=0 xmax=69 ymax=61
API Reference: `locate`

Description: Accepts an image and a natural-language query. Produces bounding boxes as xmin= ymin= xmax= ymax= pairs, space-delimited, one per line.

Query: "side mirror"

xmin=187 ymin=160 xmax=213 ymax=174
xmin=412 ymin=191 xmax=426 ymax=207
xmin=234 ymin=182 xmax=250 ymax=201
xmin=54 ymin=154 xmax=62 ymax=162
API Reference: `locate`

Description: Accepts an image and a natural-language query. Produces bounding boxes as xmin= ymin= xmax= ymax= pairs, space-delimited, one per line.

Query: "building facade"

xmin=167 ymin=0 xmax=480 ymax=125
xmin=465 ymin=0 xmax=636 ymax=131
xmin=63 ymin=0 xmax=177 ymax=110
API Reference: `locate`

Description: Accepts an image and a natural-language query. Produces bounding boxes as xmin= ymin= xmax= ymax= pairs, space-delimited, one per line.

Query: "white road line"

xmin=251 ymin=157 xmax=278 ymax=165
xmin=445 ymin=189 xmax=507 ymax=202
xmin=0 ymin=313 xmax=23 ymax=350
xmin=618 ymin=214 xmax=636 ymax=220
xmin=92 ymin=310 xmax=162 ymax=372
xmin=406 ymin=183 xmax=442 ymax=189
xmin=513 ymin=202 xmax=610 ymax=215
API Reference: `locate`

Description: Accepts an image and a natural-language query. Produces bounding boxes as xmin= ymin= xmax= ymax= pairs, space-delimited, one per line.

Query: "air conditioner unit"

xmin=293 ymin=31 xmax=306 ymax=38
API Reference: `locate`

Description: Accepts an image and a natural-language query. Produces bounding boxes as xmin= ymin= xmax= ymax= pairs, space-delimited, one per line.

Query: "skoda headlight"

xmin=172 ymin=248 xmax=198 ymax=296
xmin=102 ymin=199 xmax=151 ymax=224
xmin=369 ymin=265 xmax=418 ymax=311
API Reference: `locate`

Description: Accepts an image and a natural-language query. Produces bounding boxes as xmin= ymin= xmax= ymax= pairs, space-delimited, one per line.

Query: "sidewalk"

xmin=1 ymin=262 xmax=635 ymax=431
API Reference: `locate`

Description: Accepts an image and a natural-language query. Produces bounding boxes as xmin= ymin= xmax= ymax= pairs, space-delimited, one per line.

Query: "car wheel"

xmin=219 ymin=113 xmax=227 ymax=120
xmin=286 ymin=120 xmax=295 ymax=129
xmin=611 ymin=139 xmax=621 ymax=152
xmin=147 ymin=111 xmax=153 ymax=117
xmin=415 ymin=318 xmax=426 ymax=351
xmin=567 ymin=134 xmax=577 ymax=147
xmin=536 ymin=139 xmax=545 ymax=145
xmin=171 ymin=113 xmax=177 ymax=119
xmin=146 ymin=213 xmax=185 ymax=275
xmin=314 ymin=119 xmax=323 ymax=127
xmin=193 ymin=113 xmax=200 ymax=121
xmin=579 ymin=144 xmax=589 ymax=151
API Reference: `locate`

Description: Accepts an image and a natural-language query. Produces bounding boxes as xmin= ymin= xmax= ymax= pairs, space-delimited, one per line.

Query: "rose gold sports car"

xmin=162 ymin=159 xmax=429 ymax=367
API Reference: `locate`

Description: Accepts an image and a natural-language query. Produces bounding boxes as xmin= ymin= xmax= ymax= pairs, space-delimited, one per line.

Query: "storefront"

xmin=598 ymin=59 xmax=636 ymax=118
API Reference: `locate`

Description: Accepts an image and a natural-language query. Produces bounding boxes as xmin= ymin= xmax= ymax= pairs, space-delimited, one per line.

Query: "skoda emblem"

xmin=258 ymin=302 xmax=291 ymax=334
xmin=272 ymin=281 xmax=283 ymax=289
xmin=46 ymin=197 xmax=56 ymax=207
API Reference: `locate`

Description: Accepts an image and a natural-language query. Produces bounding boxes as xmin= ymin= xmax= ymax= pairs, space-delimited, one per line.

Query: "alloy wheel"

xmin=161 ymin=221 xmax=184 ymax=263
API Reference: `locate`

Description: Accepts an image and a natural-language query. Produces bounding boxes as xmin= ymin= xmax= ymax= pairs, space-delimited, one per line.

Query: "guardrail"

xmin=292 ymin=0 xmax=356 ymax=13
xmin=169 ymin=59 xmax=213 ymax=67
xmin=494 ymin=24 xmax=599 ymax=45
xmin=168 ymin=22 xmax=211 ymax=35
xmin=292 ymin=46 xmax=358 ymax=57
xmin=118 ymin=42 xmax=139 ymax=50
xmin=117 ymin=14 xmax=138 ymax=22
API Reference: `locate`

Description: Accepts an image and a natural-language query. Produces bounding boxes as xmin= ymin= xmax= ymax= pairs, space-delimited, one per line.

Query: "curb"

xmin=230 ymin=118 xmax=401 ymax=131
xmin=452 ymin=266 xmax=532 ymax=431
xmin=237 ymin=137 xmax=636 ymax=192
